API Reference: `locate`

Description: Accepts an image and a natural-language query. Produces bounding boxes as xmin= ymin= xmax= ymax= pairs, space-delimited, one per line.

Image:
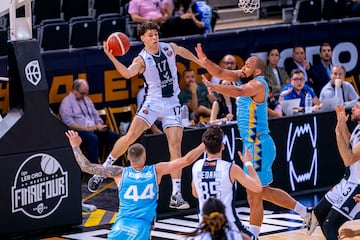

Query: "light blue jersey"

xmin=236 ymin=76 xmax=276 ymax=186
xmin=108 ymin=165 xmax=158 ymax=240
xmin=236 ymin=76 xmax=270 ymax=141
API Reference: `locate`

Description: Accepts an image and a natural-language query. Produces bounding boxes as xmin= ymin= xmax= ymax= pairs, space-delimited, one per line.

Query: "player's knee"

xmin=246 ymin=192 xmax=262 ymax=206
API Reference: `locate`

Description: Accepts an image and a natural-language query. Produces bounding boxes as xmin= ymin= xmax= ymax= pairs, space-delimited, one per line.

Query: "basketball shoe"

xmin=87 ymin=156 xmax=116 ymax=192
xmin=304 ymin=207 xmax=318 ymax=235
xmin=169 ymin=192 xmax=190 ymax=209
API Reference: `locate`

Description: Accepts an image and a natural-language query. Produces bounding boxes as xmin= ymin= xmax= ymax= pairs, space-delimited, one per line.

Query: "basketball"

xmin=106 ymin=32 xmax=130 ymax=56
xmin=40 ymin=155 xmax=60 ymax=175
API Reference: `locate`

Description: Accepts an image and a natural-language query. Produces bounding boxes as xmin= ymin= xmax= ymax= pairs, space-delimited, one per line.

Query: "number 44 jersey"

xmin=118 ymin=165 xmax=158 ymax=223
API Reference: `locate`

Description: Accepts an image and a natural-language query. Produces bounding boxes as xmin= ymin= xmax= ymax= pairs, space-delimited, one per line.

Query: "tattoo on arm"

xmin=72 ymin=147 xmax=123 ymax=178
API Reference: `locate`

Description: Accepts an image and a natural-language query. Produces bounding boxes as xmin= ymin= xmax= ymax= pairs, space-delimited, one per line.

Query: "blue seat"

xmin=62 ymin=0 xmax=89 ymax=22
xmin=69 ymin=17 xmax=98 ymax=48
xmin=293 ymin=0 xmax=321 ymax=23
xmin=33 ymin=0 xmax=62 ymax=25
xmin=97 ymin=13 xmax=126 ymax=44
xmin=39 ymin=21 xmax=69 ymax=51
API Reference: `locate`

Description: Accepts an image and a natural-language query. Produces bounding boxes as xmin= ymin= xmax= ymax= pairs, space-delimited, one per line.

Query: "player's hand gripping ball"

xmin=106 ymin=32 xmax=130 ymax=56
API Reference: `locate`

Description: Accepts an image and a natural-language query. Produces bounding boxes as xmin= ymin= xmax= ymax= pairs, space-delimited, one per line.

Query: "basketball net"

xmin=238 ymin=0 xmax=260 ymax=13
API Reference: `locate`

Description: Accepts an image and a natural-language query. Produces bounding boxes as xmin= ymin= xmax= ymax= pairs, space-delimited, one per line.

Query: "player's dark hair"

xmin=185 ymin=198 xmax=230 ymax=239
xmin=137 ymin=21 xmax=160 ymax=37
xmin=202 ymin=126 xmax=223 ymax=154
xmin=319 ymin=42 xmax=332 ymax=52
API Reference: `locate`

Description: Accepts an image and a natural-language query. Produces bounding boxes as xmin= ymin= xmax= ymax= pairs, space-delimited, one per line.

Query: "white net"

xmin=238 ymin=0 xmax=260 ymax=13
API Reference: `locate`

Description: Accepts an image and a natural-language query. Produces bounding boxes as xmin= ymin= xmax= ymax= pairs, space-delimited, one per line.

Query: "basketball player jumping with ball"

xmin=88 ymin=21 xmax=204 ymax=210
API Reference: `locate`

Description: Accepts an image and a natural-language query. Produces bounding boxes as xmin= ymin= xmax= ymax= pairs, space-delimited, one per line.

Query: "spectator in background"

xmin=209 ymin=54 xmax=238 ymax=125
xmin=128 ymin=0 xmax=204 ymax=38
xmin=210 ymin=54 xmax=238 ymax=84
xmin=279 ymin=69 xmax=321 ymax=112
xmin=59 ymin=79 xmax=119 ymax=164
xmin=192 ymin=0 xmax=214 ymax=34
xmin=209 ymin=80 xmax=236 ymax=125
xmin=265 ymin=48 xmax=289 ymax=95
xmin=319 ymin=65 xmax=359 ymax=109
xmin=312 ymin=43 xmax=333 ymax=96
xmin=179 ymin=69 xmax=216 ymax=121
xmin=284 ymin=44 xmax=317 ymax=89
xmin=171 ymin=0 xmax=206 ymax=36
xmin=268 ymin=85 xmax=283 ymax=119
xmin=128 ymin=0 xmax=169 ymax=26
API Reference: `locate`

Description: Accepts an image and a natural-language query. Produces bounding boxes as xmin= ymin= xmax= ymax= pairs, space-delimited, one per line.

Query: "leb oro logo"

xmin=11 ymin=153 xmax=68 ymax=219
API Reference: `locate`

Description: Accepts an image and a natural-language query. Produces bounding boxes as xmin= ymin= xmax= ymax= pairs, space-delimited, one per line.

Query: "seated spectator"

xmin=279 ymin=69 xmax=321 ymax=112
xmin=210 ymin=54 xmax=238 ymax=85
xmin=284 ymin=44 xmax=317 ymax=89
xmin=319 ymin=65 xmax=359 ymax=109
xmin=268 ymin=85 xmax=283 ymax=119
xmin=265 ymin=48 xmax=289 ymax=95
xmin=209 ymin=80 xmax=236 ymax=125
xmin=179 ymin=69 xmax=216 ymax=121
xmin=185 ymin=197 xmax=250 ymax=240
xmin=192 ymin=0 xmax=214 ymax=34
xmin=128 ymin=0 xmax=204 ymax=38
xmin=312 ymin=43 xmax=333 ymax=96
xmin=59 ymin=79 xmax=119 ymax=163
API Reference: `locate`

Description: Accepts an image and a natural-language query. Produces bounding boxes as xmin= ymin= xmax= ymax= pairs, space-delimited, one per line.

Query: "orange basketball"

xmin=106 ymin=32 xmax=130 ymax=56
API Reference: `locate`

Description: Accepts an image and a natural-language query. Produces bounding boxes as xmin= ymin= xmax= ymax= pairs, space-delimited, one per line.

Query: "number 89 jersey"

xmin=118 ymin=165 xmax=158 ymax=223
xmin=192 ymin=159 xmax=236 ymax=223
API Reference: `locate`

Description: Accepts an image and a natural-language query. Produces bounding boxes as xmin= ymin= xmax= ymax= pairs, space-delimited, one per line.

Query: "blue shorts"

xmin=108 ymin=217 xmax=152 ymax=240
xmin=242 ymin=134 xmax=276 ymax=186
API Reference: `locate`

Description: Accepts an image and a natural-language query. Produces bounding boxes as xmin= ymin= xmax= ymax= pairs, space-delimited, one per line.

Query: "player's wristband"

xmin=244 ymin=161 xmax=253 ymax=167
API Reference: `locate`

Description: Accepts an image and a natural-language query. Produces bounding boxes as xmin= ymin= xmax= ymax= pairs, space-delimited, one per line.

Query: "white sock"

xmin=248 ymin=225 xmax=261 ymax=238
xmin=294 ymin=201 xmax=307 ymax=218
xmin=172 ymin=179 xmax=181 ymax=195
xmin=103 ymin=154 xmax=117 ymax=167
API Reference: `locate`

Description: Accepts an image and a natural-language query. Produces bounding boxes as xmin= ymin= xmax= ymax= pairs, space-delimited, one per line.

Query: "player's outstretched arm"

xmin=103 ymin=41 xmax=143 ymax=79
xmin=231 ymin=149 xmax=262 ymax=193
xmin=195 ymin=43 xmax=241 ymax=82
xmin=65 ymin=130 xmax=123 ymax=178
xmin=170 ymin=42 xmax=205 ymax=68
xmin=155 ymin=143 xmax=205 ymax=180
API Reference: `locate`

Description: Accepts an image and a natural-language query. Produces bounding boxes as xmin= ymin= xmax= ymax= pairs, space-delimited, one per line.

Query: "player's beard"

xmin=240 ymin=74 xmax=254 ymax=83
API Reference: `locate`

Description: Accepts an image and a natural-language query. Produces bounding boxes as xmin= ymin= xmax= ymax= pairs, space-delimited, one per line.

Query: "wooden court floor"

xmin=261 ymin=227 xmax=325 ymax=240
